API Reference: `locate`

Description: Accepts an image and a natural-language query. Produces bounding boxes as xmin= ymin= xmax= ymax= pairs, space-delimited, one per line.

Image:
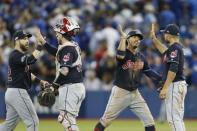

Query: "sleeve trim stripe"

xmin=167 ymin=61 xmax=179 ymax=64
xmin=143 ymin=69 xmax=151 ymax=72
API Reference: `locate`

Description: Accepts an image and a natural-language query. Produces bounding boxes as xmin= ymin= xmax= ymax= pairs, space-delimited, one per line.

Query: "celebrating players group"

xmin=0 ymin=16 xmax=187 ymax=131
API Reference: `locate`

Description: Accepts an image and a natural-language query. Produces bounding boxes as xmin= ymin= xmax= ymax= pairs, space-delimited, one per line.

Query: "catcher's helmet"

xmin=53 ymin=16 xmax=80 ymax=36
xmin=127 ymin=30 xmax=143 ymax=40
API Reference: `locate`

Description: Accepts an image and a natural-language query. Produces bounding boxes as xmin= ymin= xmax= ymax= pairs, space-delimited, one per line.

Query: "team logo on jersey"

xmin=122 ymin=60 xmax=144 ymax=70
xmin=170 ymin=50 xmax=177 ymax=58
xmin=63 ymin=53 xmax=70 ymax=62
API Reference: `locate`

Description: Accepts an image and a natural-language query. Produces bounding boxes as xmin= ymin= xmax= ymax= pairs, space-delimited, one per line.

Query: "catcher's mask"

xmin=53 ymin=16 xmax=80 ymax=37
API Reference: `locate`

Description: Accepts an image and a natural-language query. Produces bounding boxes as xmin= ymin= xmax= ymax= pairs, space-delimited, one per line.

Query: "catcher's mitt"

xmin=38 ymin=87 xmax=56 ymax=107
xmin=40 ymin=82 xmax=59 ymax=96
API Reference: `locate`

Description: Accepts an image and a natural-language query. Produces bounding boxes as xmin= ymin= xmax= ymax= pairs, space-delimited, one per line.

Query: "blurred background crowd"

xmin=0 ymin=0 xmax=197 ymax=91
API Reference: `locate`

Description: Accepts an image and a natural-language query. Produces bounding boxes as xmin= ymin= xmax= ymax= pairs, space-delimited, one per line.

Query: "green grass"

xmin=1 ymin=119 xmax=197 ymax=131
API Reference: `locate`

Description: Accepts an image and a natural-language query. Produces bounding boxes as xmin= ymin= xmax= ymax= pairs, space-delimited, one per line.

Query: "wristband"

xmin=36 ymin=45 xmax=43 ymax=51
xmin=52 ymin=83 xmax=60 ymax=89
xmin=120 ymin=37 xmax=127 ymax=39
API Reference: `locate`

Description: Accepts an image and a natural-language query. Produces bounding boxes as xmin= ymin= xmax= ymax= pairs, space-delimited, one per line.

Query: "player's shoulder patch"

xmin=168 ymin=43 xmax=182 ymax=58
xmin=170 ymin=50 xmax=178 ymax=58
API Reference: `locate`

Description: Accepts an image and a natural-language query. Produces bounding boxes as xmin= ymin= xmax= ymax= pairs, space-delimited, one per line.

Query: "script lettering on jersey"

xmin=122 ymin=60 xmax=144 ymax=71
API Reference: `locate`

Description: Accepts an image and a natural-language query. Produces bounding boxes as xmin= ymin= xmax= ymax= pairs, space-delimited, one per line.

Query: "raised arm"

xmin=150 ymin=23 xmax=167 ymax=54
xmin=32 ymin=44 xmax=42 ymax=60
xmin=116 ymin=25 xmax=127 ymax=59
xmin=34 ymin=28 xmax=57 ymax=56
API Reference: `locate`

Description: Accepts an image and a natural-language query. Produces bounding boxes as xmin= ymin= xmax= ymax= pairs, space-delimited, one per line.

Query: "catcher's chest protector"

xmin=54 ymin=41 xmax=83 ymax=85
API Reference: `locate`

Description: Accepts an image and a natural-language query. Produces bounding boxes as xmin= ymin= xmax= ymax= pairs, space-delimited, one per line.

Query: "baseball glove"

xmin=38 ymin=87 xmax=56 ymax=107
xmin=40 ymin=82 xmax=59 ymax=96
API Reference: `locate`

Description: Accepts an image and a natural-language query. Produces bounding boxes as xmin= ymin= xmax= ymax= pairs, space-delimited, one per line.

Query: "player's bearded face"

xmin=19 ymin=37 xmax=29 ymax=51
xmin=127 ymin=36 xmax=140 ymax=49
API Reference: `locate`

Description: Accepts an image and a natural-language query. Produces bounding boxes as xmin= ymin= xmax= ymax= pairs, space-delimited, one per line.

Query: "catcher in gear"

xmin=35 ymin=16 xmax=85 ymax=131
xmin=94 ymin=25 xmax=162 ymax=131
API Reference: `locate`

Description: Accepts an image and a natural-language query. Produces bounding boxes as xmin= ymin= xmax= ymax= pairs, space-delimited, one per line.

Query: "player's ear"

xmin=14 ymin=40 xmax=19 ymax=46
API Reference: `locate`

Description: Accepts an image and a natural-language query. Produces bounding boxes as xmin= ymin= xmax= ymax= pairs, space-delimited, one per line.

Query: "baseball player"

xmin=150 ymin=23 xmax=187 ymax=131
xmin=94 ymin=25 xmax=162 ymax=131
xmin=35 ymin=17 xmax=85 ymax=131
xmin=0 ymin=30 xmax=48 ymax=131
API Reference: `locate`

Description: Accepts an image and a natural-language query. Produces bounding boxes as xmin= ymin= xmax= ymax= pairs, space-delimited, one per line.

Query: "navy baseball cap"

xmin=160 ymin=24 xmax=180 ymax=36
xmin=127 ymin=30 xmax=143 ymax=40
xmin=13 ymin=30 xmax=32 ymax=40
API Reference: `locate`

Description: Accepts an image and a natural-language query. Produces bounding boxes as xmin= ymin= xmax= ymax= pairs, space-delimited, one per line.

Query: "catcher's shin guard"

xmin=58 ymin=111 xmax=79 ymax=131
